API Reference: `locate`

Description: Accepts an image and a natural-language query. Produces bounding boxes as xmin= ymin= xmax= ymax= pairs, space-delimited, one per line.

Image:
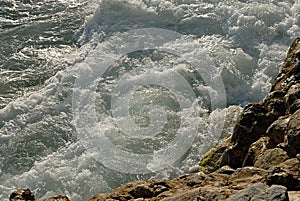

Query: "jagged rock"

xmin=215 ymin=165 xmax=235 ymax=175
xmin=266 ymin=117 xmax=289 ymax=148
xmin=220 ymin=37 xmax=300 ymax=170
xmin=225 ymin=183 xmax=289 ymax=201
xmin=128 ymin=184 xmax=154 ymax=198
xmin=220 ymin=103 xmax=277 ymax=169
xmin=37 ymin=195 xmax=70 ymax=201
xmin=10 ymin=189 xmax=35 ymax=201
xmin=285 ymin=110 xmax=300 ymax=157
xmin=278 ymin=158 xmax=300 ymax=179
xmin=254 ymin=148 xmax=289 ymax=169
xmin=290 ymin=99 xmax=300 ymax=114
xmin=253 ymin=185 xmax=289 ymax=201
xmin=271 ymin=37 xmax=300 ymax=92
xmin=198 ymin=136 xmax=230 ymax=173
xmin=161 ymin=187 xmax=228 ymax=201
xmin=265 ymin=167 xmax=300 ymax=190
xmin=285 ymin=84 xmax=300 ymax=111
xmin=9 ymin=189 xmax=70 ymax=201
xmin=243 ymin=137 xmax=269 ymax=167
xmin=229 ymin=167 xmax=267 ymax=190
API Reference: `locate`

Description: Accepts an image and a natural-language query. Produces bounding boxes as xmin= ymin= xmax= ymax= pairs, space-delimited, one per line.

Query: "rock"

xmin=266 ymin=117 xmax=289 ymax=148
xmin=161 ymin=187 xmax=228 ymax=201
xmin=199 ymin=136 xmax=230 ymax=173
xmin=229 ymin=167 xmax=267 ymax=190
xmin=265 ymin=167 xmax=300 ymax=190
xmin=215 ymin=165 xmax=236 ymax=175
xmin=37 ymin=195 xmax=70 ymax=201
xmin=0 ymin=114 xmax=4 ymax=128
xmin=277 ymin=158 xmax=300 ymax=178
xmin=9 ymin=189 xmax=70 ymax=201
xmin=285 ymin=84 xmax=300 ymax=111
xmin=128 ymin=184 xmax=154 ymax=198
xmin=290 ymin=99 xmax=300 ymax=114
xmin=286 ymin=110 xmax=300 ymax=157
xmin=243 ymin=137 xmax=269 ymax=167
xmin=288 ymin=191 xmax=300 ymax=201
xmin=220 ymin=103 xmax=277 ymax=169
xmin=225 ymin=183 xmax=289 ymax=201
xmin=271 ymin=37 xmax=300 ymax=92
xmin=10 ymin=189 xmax=35 ymax=201
xmin=254 ymin=148 xmax=289 ymax=169
xmin=253 ymin=185 xmax=289 ymax=201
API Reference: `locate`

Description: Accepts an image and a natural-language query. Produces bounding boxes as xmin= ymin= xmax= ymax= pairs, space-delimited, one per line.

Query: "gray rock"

xmin=226 ymin=183 xmax=288 ymax=201
xmin=225 ymin=183 xmax=268 ymax=201
xmin=252 ymin=185 xmax=288 ymax=201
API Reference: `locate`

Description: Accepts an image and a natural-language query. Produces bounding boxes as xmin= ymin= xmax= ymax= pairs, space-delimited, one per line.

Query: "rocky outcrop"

xmin=86 ymin=167 xmax=295 ymax=201
xmin=9 ymin=38 xmax=300 ymax=201
xmin=9 ymin=189 xmax=35 ymax=201
xmin=218 ymin=37 xmax=300 ymax=178
xmin=9 ymin=189 xmax=70 ymax=201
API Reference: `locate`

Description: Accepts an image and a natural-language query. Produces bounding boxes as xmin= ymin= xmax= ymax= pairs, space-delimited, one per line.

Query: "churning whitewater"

xmin=0 ymin=0 xmax=299 ymax=200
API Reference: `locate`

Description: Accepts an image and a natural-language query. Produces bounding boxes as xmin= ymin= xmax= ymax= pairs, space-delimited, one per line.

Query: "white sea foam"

xmin=0 ymin=0 xmax=299 ymax=200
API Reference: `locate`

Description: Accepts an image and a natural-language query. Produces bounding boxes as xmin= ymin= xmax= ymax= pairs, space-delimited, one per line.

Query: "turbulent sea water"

xmin=0 ymin=0 xmax=299 ymax=200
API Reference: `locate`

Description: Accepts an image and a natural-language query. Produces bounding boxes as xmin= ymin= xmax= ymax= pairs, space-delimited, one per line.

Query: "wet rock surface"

xmin=9 ymin=38 xmax=300 ymax=200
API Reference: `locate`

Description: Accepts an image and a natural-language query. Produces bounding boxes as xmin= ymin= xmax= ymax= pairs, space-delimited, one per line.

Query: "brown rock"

xmin=288 ymin=191 xmax=300 ymax=201
xmin=37 ymin=195 xmax=70 ymax=201
xmin=220 ymin=103 xmax=277 ymax=169
xmin=286 ymin=110 xmax=300 ymax=157
xmin=243 ymin=137 xmax=269 ymax=167
xmin=229 ymin=167 xmax=266 ymax=190
xmin=278 ymin=158 xmax=300 ymax=179
xmin=285 ymin=83 xmax=300 ymax=112
xmin=290 ymin=99 xmax=300 ymax=114
xmin=128 ymin=184 xmax=154 ymax=198
xmin=161 ymin=187 xmax=229 ymax=201
xmin=10 ymin=189 xmax=35 ymax=201
xmin=266 ymin=117 xmax=289 ymax=148
xmin=254 ymin=148 xmax=289 ymax=169
xmin=271 ymin=37 xmax=300 ymax=92
xmin=265 ymin=167 xmax=300 ymax=190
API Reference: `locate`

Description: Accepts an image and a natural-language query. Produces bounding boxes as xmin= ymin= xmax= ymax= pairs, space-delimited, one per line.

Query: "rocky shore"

xmin=9 ymin=38 xmax=300 ymax=201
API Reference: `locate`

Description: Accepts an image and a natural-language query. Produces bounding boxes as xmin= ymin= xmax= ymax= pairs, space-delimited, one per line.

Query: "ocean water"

xmin=0 ymin=0 xmax=299 ymax=200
